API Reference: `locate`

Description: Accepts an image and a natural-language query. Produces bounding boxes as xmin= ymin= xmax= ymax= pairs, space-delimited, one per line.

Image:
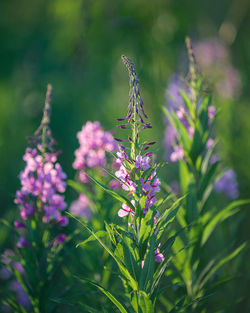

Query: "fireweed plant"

xmin=1 ymin=85 xmax=73 ymax=313
xmin=68 ymin=120 xmax=120 ymax=224
xmin=65 ymin=122 xmax=124 ymax=311
xmin=162 ymin=38 xmax=249 ymax=312
xmin=70 ymin=56 xmax=184 ymax=313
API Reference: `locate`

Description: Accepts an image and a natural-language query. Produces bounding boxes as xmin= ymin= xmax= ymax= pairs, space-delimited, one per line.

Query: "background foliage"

xmin=0 ymin=0 xmax=250 ymax=311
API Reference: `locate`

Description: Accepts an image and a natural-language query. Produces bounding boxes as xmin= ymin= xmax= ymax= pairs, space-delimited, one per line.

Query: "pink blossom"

xmin=118 ymin=201 xmax=135 ymax=218
xmin=73 ymin=121 xmax=117 ymax=182
xmin=206 ymin=138 xmax=214 ymax=149
xmin=70 ymin=194 xmax=92 ymax=219
xmin=170 ymin=145 xmax=184 ymax=162
xmin=15 ymin=148 xmax=67 ymax=225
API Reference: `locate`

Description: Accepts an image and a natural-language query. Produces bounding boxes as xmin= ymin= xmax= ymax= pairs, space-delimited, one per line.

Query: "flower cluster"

xmin=114 ymin=55 xmax=165 ymax=263
xmin=14 ymin=85 xmax=68 ymax=247
xmin=214 ymin=169 xmax=239 ymax=199
xmin=70 ymin=193 xmax=92 ymax=219
xmin=14 ymin=148 xmax=68 ymax=226
xmin=164 ymin=75 xmax=216 ymax=162
xmin=115 ymin=151 xmax=163 ymax=262
xmin=164 ymin=56 xmax=239 ymax=199
xmin=0 ymin=250 xmax=30 ymax=310
xmin=73 ymin=121 xmax=117 ymax=182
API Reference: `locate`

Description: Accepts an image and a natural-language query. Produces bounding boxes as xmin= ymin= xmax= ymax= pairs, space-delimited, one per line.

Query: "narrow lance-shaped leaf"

xmin=201 ymin=199 xmax=250 ymax=246
xmin=87 ymin=173 xmax=135 ymax=211
xmin=77 ymin=278 xmax=129 ymax=313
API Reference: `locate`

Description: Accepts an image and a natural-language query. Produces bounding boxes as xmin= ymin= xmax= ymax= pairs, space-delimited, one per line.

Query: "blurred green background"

xmin=0 ymin=0 xmax=250 ymax=309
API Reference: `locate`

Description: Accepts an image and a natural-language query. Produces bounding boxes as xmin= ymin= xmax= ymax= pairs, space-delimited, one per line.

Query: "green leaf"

xmin=77 ymin=278 xmax=129 ymax=313
xmin=201 ymin=200 xmax=250 ymax=245
xmin=67 ymin=179 xmax=93 ymax=199
xmin=87 ymin=173 xmax=135 ymax=211
xmin=76 ymin=230 xmax=107 ymax=248
xmin=139 ymin=233 xmax=156 ymax=291
xmin=198 ymin=161 xmax=220 ymax=200
xmin=157 ymin=195 xmax=186 ymax=228
xmin=198 ymin=242 xmax=247 ymax=290
xmin=67 ymin=213 xmax=138 ymax=290
xmin=138 ymin=291 xmax=154 ymax=313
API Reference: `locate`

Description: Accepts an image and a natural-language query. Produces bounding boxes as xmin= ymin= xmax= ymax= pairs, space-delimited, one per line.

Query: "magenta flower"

xmin=14 ymin=221 xmax=26 ymax=228
xmin=55 ymin=234 xmax=66 ymax=244
xmin=73 ymin=121 xmax=117 ymax=182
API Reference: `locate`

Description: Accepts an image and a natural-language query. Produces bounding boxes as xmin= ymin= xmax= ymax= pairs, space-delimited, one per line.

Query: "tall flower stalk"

xmin=162 ymin=38 xmax=249 ymax=312
xmin=3 ymin=85 xmax=71 ymax=313
xmin=73 ymin=56 xmax=183 ymax=313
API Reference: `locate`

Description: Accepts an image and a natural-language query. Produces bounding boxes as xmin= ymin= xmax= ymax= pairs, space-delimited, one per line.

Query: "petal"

xmin=118 ymin=209 xmax=129 ymax=217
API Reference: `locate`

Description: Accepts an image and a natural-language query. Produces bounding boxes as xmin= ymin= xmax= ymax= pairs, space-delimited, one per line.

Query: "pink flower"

xmin=70 ymin=194 xmax=92 ymax=219
xmin=170 ymin=145 xmax=184 ymax=162
xmin=206 ymin=138 xmax=214 ymax=149
xmin=118 ymin=201 xmax=135 ymax=218
xmin=73 ymin=121 xmax=117 ymax=182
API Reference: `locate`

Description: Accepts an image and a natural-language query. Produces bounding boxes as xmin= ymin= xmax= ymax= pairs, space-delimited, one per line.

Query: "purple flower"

xmin=208 ymin=106 xmax=216 ymax=119
xmin=70 ymin=194 xmax=92 ymax=219
xmin=214 ymin=169 xmax=239 ymax=199
xmin=9 ymin=280 xmax=30 ymax=307
xmin=134 ymin=155 xmax=151 ymax=171
xmin=155 ymin=248 xmax=165 ymax=263
xmin=163 ymin=76 xmax=191 ymax=161
xmin=17 ymin=237 xmax=28 ymax=248
xmin=139 ymin=177 xmax=151 ymax=192
xmin=57 ymin=216 xmax=69 ymax=227
xmin=55 ymin=234 xmax=66 ymax=244
xmin=109 ymin=179 xmax=121 ymax=190
xmin=14 ymin=221 xmax=26 ymax=228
